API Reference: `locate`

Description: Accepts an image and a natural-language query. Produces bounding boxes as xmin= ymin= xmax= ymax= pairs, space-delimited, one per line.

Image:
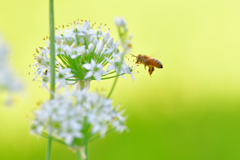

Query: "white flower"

xmin=56 ymin=66 xmax=73 ymax=90
xmin=59 ymin=119 xmax=83 ymax=144
xmin=123 ymin=61 xmax=137 ymax=81
xmin=55 ymin=43 xmax=65 ymax=55
xmin=83 ymin=59 xmax=107 ymax=82
xmin=41 ymin=75 xmax=49 ymax=92
xmin=105 ymin=53 xmax=126 ymax=74
xmin=31 ymin=89 xmax=127 ymax=147
xmin=64 ymin=43 xmax=85 ymax=59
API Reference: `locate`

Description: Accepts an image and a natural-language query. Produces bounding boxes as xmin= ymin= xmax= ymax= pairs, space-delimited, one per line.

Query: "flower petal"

xmin=83 ymin=64 xmax=92 ymax=70
xmin=94 ymin=72 xmax=102 ymax=82
xmin=84 ymin=71 xmax=93 ymax=79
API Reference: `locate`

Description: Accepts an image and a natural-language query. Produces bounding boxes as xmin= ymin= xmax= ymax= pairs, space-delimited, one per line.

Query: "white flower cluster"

xmin=30 ymin=19 xmax=136 ymax=91
xmin=0 ymin=35 xmax=23 ymax=93
xmin=30 ymin=89 xmax=126 ymax=146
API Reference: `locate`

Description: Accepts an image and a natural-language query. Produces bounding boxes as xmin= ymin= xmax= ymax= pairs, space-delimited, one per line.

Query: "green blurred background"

xmin=1 ymin=0 xmax=240 ymax=159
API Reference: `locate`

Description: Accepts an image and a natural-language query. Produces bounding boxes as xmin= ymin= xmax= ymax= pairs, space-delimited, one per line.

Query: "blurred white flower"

xmin=0 ymin=35 xmax=23 ymax=105
xmin=30 ymin=89 xmax=127 ymax=147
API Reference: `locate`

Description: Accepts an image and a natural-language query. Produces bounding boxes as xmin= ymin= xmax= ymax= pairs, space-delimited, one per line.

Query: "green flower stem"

xmin=79 ymin=80 xmax=85 ymax=90
xmin=41 ymin=134 xmax=66 ymax=145
xmin=101 ymin=73 xmax=124 ymax=80
xmin=49 ymin=0 xmax=55 ymax=99
xmin=46 ymin=0 xmax=55 ymax=160
xmin=46 ymin=134 xmax=52 ymax=160
xmin=85 ymin=143 xmax=89 ymax=160
xmin=106 ymin=27 xmax=126 ymax=98
xmin=101 ymin=71 xmax=116 ymax=77
xmin=77 ymin=149 xmax=82 ymax=160
xmin=107 ymin=53 xmax=124 ymax=99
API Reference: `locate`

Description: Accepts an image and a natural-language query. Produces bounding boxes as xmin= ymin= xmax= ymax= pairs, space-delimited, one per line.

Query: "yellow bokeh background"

xmin=1 ymin=0 xmax=240 ymax=159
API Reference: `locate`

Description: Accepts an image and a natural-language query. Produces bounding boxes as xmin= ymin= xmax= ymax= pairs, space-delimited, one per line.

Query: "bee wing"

xmin=148 ymin=51 xmax=162 ymax=59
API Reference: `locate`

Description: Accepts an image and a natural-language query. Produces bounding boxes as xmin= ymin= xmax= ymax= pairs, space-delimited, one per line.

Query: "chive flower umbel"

xmin=30 ymin=89 xmax=127 ymax=147
xmin=30 ymin=20 xmax=136 ymax=91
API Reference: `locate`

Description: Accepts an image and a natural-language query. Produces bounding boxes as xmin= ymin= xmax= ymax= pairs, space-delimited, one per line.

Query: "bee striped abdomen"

xmin=148 ymin=59 xmax=163 ymax=68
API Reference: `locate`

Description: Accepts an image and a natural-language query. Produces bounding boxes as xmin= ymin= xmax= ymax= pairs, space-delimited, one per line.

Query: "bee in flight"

xmin=131 ymin=54 xmax=163 ymax=76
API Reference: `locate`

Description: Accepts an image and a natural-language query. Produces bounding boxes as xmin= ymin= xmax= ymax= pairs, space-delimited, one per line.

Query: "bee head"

xmin=137 ymin=54 xmax=142 ymax=62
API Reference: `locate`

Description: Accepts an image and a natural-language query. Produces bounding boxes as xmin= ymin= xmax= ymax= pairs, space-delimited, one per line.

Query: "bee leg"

xmin=148 ymin=66 xmax=154 ymax=77
xmin=144 ymin=64 xmax=146 ymax=70
xmin=148 ymin=67 xmax=152 ymax=77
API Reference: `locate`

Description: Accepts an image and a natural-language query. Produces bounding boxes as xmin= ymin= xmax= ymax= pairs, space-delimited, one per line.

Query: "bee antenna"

xmin=130 ymin=54 xmax=137 ymax=57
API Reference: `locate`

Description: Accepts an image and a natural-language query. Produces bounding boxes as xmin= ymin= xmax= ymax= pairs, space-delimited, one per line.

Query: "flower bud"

xmin=88 ymin=36 xmax=93 ymax=42
xmin=103 ymin=32 xmax=110 ymax=43
xmin=93 ymin=39 xmax=98 ymax=46
xmin=113 ymin=41 xmax=119 ymax=49
xmin=82 ymin=21 xmax=90 ymax=30
xmin=95 ymin=41 xmax=103 ymax=54
xmin=120 ymin=18 xmax=126 ymax=26
xmin=129 ymin=33 xmax=133 ymax=39
xmin=106 ymin=37 xmax=113 ymax=47
xmin=114 ymin=17 xmax=126 ymax=27
xmin=88 ymin=43 xmax=94 ymax=53
xmin=114 ymin=17 xmax=121 ymax=27
xmin=80 ymin=37 xmax=85 ymax=44
xmin=124 ymin=26 xmax=128 ymax=32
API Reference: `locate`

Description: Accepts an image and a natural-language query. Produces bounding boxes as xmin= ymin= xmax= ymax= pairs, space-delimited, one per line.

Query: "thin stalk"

xmin=106 ymin=27 xmax=126 ymax=98
xmin=101 ymin=73 xmax=124 ymax=80
xmin=101 ymin=71 xmax=116 ymax=77
xmin=49 ymin=0 xmax=55 ymax=99
xmin=46 ymin=134 xmax=52 ymax=160
xmin=79 ymin=80 xmax=85 ymax=90
xmin=41 ymin=134 xmax=66 ymax=146
xmin=46 ymin=0 xmax=55 ymax=160
xmin=85 ymin=143 xmax=89 ymax=160
xmin=77 ymin=149 xmax=82 ymax=160
xmin=106 ymin=53 xmax=124 ymax=98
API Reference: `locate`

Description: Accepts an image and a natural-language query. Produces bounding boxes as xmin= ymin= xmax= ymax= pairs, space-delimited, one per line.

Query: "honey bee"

xmin=131 ymin=54 xmax=163 ymax=76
